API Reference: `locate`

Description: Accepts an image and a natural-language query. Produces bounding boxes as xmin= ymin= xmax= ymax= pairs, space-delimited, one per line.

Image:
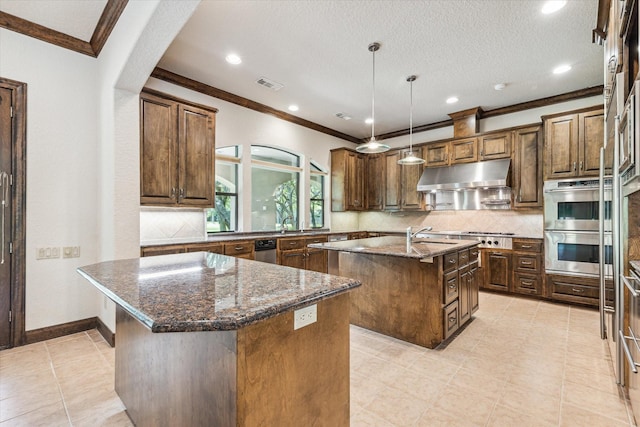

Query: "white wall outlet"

xmin=294 ymin=304 xmax=317 ymax=330
xmin=36 ymin=247 xmax=60 ymax=260
xmin=63 ymin=246 xmax=81 ymax=258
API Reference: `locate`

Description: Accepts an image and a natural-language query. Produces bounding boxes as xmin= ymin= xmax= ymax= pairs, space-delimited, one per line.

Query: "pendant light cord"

xmin=409 ymin=77 xmax=413 ymax=150
xmin=371 ymin=45 xmax=376 ymax=140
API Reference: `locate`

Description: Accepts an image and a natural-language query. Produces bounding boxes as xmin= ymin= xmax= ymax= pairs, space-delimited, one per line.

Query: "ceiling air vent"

xmin=335 ymin=112 xmax=352 ymax=120
xmin=256 ymin=77 xmax=284 ymax=91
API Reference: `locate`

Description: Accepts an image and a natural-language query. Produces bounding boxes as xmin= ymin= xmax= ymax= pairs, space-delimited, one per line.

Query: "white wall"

xmin=0 ymin=30 xmax=101 ymax=330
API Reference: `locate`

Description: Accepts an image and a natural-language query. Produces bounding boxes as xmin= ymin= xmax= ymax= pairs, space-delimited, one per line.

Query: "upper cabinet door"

xmin=544 ymin=113 xmax=579 ymax=180
xmin=479 ymin=132 xmax=512 ymax=161
xmin=513 ymin=126 xmax=542 ymax=208
xmin=424 ymin=142 xmax=449 ymax=167
xmin=383 ymin=150 xmax=402 ymax=210
xmin=400 ymin=147 xmax=424 ymax=210
xmin=140 ymin=93 xmax=178 ymax=205
xmin=365 ymin=154 xmax=384 ymax=210
xmin=178 ymin=104 xmax=215 ymax=206
xmin=345 ymin=151 xmax=365 ymax=211
xmin=579 ymin=109 xmax=604 ymax=177
xmin=450 ymin=137 xmax=478 ymax=164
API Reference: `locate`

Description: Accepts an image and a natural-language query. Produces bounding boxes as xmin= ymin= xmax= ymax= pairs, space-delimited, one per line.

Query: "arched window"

xmin=206 ymin=146 xmax=239 ymax=233
xmin=251 ymin=146 xmax=301 ymax=231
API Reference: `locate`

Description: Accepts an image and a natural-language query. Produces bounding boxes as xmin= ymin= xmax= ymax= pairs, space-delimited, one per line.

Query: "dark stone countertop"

xmin=308 ymin=236 xmax=479 ymax=260
xmin=77 ymin=252 xmax=360 ymax=333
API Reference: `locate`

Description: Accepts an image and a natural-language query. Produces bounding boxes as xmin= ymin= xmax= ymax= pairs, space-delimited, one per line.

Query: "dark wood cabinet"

xmin=140 ymin=90 xmax=216 ymax=207
xmin=511 ymin=238 xmax=544 ymax=296
xmin=140 ymin=244 xmax=186 ymax=257
xmin=383 ymin=150 xmax=402 ymax=210
xmin=277 ymin=235 xmax=328 ymax=273
xmin=458 ymin=265 xmax=471 ymax=324
xmin=483 ymin=250 xmax=511 ymax=292
xmin=365 ymin=153 xmax=384 ymax=210
xmin=224 ymin=241 xmax=254 ymax=260
xmin=547 ymin=273 xmax=599 ymax=307
xmin=331 ymin=148 xmax=365 ymax=211
xmin=382 ymin=148 xmax=423 ymax=211
xmin=513 ymin=125 xmax=543 ymax=208
xmin=185 ymin=242 xmax=223 ymax=254
xmin=543 ymin=107 xmax=604 ymax=180
xmin=424 ymin=138 xmax=477 ymax=167
xmin=479 ymin=132 xmax=512 ymax=160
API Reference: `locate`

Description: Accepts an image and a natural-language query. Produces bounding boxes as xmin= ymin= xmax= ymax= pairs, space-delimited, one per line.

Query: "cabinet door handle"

xmin=571 ymin=288 xmax=585 ymax=294
xmin=449 ymin=316 xmax=457 ymax=323
xmin=234 ymin=246 xmax=244 ymax=251
xmin=520 ymin=244 xmax=532 ymax=249
xmin=521 ymin=261 xmax=533 ymax=265
xmin=171 ymin=187 xmax=176 ymax=198
xmin=521 ymin=280 xmax=534 ymax=286
xmin=449 ymin=259 xmax=456 ymax=264
xmin=289 ymin=242 xmax=297 ymax=246
xmin=179 ymin=188 xmax=185 ymax=200
xmin=448 ymin=283 xmax=456 ymax=289
xmin=573 ymin=161 xmax=577 ymax=171
xmin=579 ymin=161 xmax=583 ymax=170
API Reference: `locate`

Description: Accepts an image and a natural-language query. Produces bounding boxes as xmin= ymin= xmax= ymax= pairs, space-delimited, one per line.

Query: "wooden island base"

xmin=115 ymin=293 xmax=350 ymax=427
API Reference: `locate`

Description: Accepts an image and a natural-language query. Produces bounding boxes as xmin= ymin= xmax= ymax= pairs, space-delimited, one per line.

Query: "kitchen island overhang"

xmin=309 ymin=235 xmax=480 ymax=348
xmin=77 ymin=252 xmax=360 ymax=427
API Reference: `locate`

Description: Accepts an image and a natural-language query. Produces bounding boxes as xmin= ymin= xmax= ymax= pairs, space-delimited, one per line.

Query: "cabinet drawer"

xmin=443 ymin=301 xmax=459 ymax=340
xmin=548 ymin=274 xmax=599 ymax=306
xmin=514 ymin=254 xmax=541 ymax=272
xmin=140 ymin=245 xmax=186 ymax=257
xmin=277 ymin=237 xmax=306 ymax=251
xmin=444 ymin=270 xmax=459 ymax=305
xmin=469 ymin=246 xmax=480 ymax=261
xmin=224 ymin=241 xmax=254 ymax=256
xmin=553 ymin=282 xmax=599 ymax=299
xmin=513 ymin=240 xmax=543 ymax=253
xmin=305 ymin=235 xmax=328 ymax=245
xmin=458 ymin=249 xmax=470 ymax=266
xmin=185 ymin=243 xmax=223 ymax=254
xmin=443 ymin=252 xmax=459 ymax=272
xmin=513 ymin=272 xmax=542 ymax=296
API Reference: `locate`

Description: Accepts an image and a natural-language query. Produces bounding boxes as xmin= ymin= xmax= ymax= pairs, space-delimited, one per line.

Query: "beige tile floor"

xmin=0 ymin=292 xmax=636 ymax=426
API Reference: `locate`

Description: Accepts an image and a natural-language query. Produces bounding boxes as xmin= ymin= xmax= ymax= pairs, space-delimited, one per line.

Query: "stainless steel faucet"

xmin=406 ymin=226 xmax=433 ymax=252
xmin=280 ymin=216 xmax=293 ymax=234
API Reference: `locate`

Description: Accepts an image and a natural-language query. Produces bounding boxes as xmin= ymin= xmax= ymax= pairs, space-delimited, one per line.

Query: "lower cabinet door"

xmin=280 ymin=250 xmax=306 ymax=269
xmin=459 ymin=268 xmax=470 ymax=324
xmin=443 ymin=301 xmax=459 ymax=340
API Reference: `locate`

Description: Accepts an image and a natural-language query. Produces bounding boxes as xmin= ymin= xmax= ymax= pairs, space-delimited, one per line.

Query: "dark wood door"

xmin=579 ymin=109 xmax=604 ymax=177
xmin=365 ymin=154 xmax=384 ymax=210
xmin=484 ymin=251 xmax=511 ymax=292
xmin=544 ymin=113 xmax=578 ymax=179
xmin=280 ymin=250 xmax=306 ymax=269
xmin=0 ymin=86 xmax=12 ymax=348
xmin=383 ymin=150 xmax=401 ymax=210
xmin=459 ymin=268 xmax=470 ymax=324
xmin=178 ymin=104 xmax=215 ymax=206
xmin=469 ymin=263 xmax=479 ymax=314
xmin=306 ymin=248 xmax=327 ymax=273
xmin=450 ymin=138 xmax=478 ymax=164
xmin=400 ymin=148 xmax=424 ymax=210
xmin=140 ymin=93 xmax=178 ymax=205
xmin=345 ymin=151 xmax=365 ymax=211
xmin=479 ymin=132 xmax=512 ymax=160
xmin=424 ymin=142 xmax=449 ymax=167
xmin=513 ymin=126 xmax=542 ymax=208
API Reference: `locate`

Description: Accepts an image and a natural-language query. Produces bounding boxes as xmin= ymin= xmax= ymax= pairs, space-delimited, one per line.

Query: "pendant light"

xmin=356 ymin=42 xmax=390 ymax=154
xmin=398 ymin=75 xmax=425 ymax=165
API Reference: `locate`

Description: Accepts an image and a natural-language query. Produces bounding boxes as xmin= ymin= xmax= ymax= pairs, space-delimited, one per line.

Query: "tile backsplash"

xmin=140 ymin=208 xmax=206 ymax=244
xmin=352 ymin=209 xmax=544 ymax=238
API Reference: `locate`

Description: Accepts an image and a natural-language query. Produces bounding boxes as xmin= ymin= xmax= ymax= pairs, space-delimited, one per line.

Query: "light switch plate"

xmin=294 ymin=304 xmax=317 ymax=330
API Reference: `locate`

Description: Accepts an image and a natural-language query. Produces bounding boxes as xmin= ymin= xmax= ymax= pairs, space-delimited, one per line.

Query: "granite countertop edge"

xmin=631 ymin=260 xmax=640 ymax=271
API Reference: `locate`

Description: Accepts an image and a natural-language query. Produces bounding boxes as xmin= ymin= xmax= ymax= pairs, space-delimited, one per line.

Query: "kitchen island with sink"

xmin=309 ymin=236 xmax=480 ymax=348
xmin=77 ymin=252 xmax=360 ymax=427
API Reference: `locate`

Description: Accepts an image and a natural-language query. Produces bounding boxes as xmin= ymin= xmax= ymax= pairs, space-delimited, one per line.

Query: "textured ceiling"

xmin=0 ymin=0 xmax=107 ymax=41
xmin=159 ymin=0 xmax=603 ymax=139
xmin=1 ymin=0 xmax=603 ymax=140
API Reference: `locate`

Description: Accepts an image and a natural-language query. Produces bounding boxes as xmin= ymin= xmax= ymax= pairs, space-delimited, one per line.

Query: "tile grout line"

xmin=43 ymin=339 xmax=73 ymax=427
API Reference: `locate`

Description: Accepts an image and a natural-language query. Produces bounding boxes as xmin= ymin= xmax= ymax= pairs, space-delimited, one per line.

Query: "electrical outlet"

xmin=36 ymin=247 xmax=60 ymax=260
xmin=63 ymin=246 xmax=81 ymax=258
xmin=294 ymin=304 xmax=317 ymax=330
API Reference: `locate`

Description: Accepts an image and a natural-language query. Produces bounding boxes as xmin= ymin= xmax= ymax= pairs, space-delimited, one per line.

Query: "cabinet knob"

xmin=573 ymin=162 xmax=577 ymax=171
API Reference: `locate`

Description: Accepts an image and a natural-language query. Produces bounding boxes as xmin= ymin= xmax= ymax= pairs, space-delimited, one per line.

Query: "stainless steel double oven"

xmin=543 ymin=178 xmax=613 ymax=277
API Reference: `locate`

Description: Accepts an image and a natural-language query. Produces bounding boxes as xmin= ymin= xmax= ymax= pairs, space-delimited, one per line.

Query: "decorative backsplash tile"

xmin=355 ymin=209 xmax=544 ymax=238
xmin=140 ymin=208 xmax=206 ymax=244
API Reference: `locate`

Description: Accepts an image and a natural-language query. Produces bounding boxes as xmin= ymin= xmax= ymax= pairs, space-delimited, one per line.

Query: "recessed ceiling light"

xmin=288 ymin=105 xmax=299 ymax=112
xmin=365 ymin=118 xmax=374 ymax=124
xmin=336 ymin=112 xmax=352 ymax=120
xmin=553 ymin=64 xmax=572 ymax=74
xmin=542 ymin=1 xmax=567 ymax=14
xmin=446 ymin=96 xmax=459 ymax=104
xmin=494 ymin=83 xmax=506 ymax=91
xmin=225 ymin=53 xmax=242 ymax=65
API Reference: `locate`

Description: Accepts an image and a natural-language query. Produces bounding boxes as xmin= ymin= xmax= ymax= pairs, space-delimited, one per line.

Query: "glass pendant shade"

xmin=356 ymin=42 xmax=390 ymax=154
xmin=398 ymin=75 xmax=425 ymax=165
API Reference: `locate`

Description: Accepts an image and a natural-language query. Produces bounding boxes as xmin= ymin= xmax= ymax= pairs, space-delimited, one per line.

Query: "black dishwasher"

xmin=254 ymin=239 xmax=277 ymax=264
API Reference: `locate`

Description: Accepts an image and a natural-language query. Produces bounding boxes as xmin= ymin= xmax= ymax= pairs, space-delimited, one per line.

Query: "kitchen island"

xmin=309 ymin=235 xmax=480 ymax=348
xmin=77 ymin=252 xmax=360 ymax=427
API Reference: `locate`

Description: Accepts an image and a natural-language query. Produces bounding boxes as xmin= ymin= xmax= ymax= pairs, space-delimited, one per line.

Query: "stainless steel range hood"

xmin=417 ymin=158 xmax=511 ymax=191
xmin=417 ymin=158 xmax=512 ymax=211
